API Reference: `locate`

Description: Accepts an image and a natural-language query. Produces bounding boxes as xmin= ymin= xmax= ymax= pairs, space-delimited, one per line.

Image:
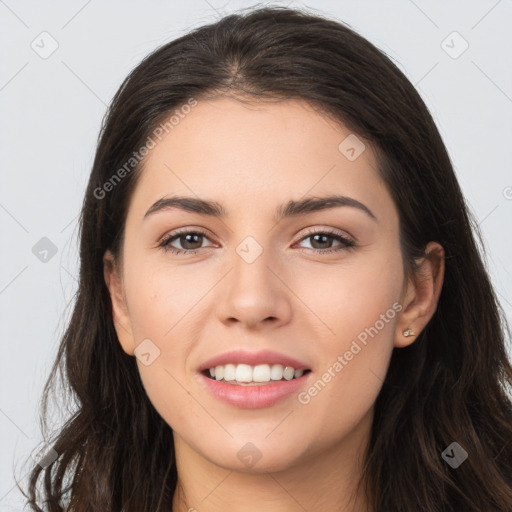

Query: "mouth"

xmin=195 ymin=349 xmax=313 ymax=407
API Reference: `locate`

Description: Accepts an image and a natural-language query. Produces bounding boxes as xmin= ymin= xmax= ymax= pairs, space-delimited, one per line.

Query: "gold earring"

xmin=403 ymin=328 xmax=415 ymax=337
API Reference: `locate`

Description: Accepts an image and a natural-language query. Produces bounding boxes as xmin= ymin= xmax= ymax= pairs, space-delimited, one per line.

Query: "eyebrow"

xmin=143 ymin=194 xmax=377 ymax=223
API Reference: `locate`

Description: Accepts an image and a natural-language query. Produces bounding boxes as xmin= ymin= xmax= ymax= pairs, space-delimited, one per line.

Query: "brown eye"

xmin=175 ymin=233 xmax=204 ymax=250
xmin=159 ymin=230 xmax=212 ymax=254
xmin=297 ymin=230 xmax=356 ymax=254
xmin=309 ymin=233 xmax=335 ymax=249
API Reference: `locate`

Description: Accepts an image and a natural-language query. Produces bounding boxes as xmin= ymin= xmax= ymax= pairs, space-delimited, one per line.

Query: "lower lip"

xmin=198 ymin=372 xmax=312 ymax=409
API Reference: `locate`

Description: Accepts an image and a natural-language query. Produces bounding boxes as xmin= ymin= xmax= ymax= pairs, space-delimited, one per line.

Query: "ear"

xmin=395 ymin=241 xmax=445 ymax=348
xmin=103 ymin=250 xmax=135 ymax=355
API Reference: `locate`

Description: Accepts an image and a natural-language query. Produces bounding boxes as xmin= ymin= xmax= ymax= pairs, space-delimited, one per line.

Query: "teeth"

xmin=283 ymin=366 xmax=295 ymax=380
xmin=270 ymin=364 xmax=284 ymax=381
xmin=223 ymin=363 xmax=236 ymax=381
xmin=207 ymin=363 xmax=306 ymax=384
xmin=236 ymin=363 xmax=253 ymax=383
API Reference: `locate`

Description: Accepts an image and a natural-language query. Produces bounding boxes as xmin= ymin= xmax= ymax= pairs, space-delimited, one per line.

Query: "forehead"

xmin=127 ymin=97 xmax=391 ymax=223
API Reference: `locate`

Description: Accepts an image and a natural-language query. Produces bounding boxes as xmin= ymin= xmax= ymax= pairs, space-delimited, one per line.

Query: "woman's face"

xmin=105 ymin=97 xmax=420 ymax=473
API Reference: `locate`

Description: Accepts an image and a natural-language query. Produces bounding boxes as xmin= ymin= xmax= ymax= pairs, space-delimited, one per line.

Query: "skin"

xmin=104 ymin=97 xmax=444 ymax=512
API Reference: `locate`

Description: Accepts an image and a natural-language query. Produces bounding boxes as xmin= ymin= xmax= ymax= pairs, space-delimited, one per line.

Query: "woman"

xmin=23 ymin=5 xmax=512 ymax=511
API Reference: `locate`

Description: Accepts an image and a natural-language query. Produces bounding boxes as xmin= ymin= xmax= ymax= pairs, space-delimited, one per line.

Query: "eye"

xmin=295 ymin=228 xmax=356 ymax=254
xmin=158 ymin=229 xmax=213 ymax=255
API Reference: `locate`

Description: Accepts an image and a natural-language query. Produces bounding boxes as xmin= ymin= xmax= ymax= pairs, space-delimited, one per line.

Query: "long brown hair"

xmin=20 ymin=6 xmax=512 ymax=511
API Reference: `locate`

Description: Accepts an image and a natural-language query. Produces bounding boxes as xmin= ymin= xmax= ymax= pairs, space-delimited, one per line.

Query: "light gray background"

xmin=1 ymin=1 xmax=511 ymax=509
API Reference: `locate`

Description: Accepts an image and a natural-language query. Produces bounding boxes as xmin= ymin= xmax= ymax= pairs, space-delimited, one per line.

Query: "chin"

xmin=199 ymin=438 xmax=305 ymax=474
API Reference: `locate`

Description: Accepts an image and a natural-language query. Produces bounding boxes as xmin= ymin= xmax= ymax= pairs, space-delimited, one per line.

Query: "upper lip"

xmin=198 ymin=349 xmax=311 ymax=372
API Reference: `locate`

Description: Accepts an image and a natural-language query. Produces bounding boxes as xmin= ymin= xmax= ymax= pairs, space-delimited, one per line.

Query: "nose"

xmin=215 ymin=245 xmax=293 ymax=330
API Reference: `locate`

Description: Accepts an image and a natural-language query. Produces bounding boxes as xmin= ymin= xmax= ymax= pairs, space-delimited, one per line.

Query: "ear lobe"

xmin=103 ymin=250 xmax=135 ymax=355
xmin=394 ymin=242 xmax=445 ymax=348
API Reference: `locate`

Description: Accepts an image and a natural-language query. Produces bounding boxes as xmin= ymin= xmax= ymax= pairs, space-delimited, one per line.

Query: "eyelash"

xmin=158 ymin=228 xmax=356 ymax=255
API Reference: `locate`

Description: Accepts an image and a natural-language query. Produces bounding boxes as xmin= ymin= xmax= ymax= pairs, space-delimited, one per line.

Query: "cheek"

xmin=293 ymin=300 xmax=396 ymax=457
xmin=292 ymin=247 xmax=403 ymax=346
xmin=124 ymin=260 xmax=205 ymax=340
xmin=123 ymin=262 xmax=210 ymax=426
xmin=290 ymin=249 xmax=401 ymax=422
